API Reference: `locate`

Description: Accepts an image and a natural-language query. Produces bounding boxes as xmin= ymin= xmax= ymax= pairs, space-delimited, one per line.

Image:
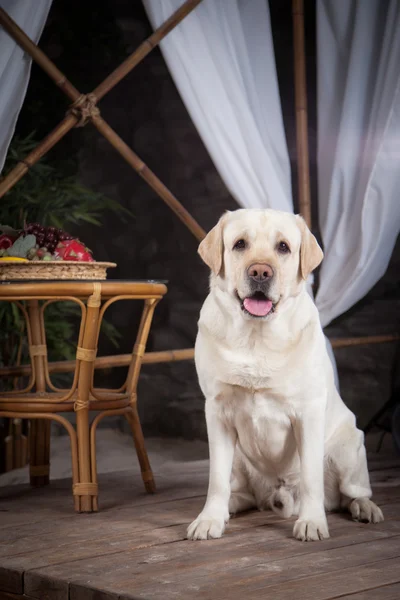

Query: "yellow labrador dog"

xmin=187 ymin=208 xmax=383 ymax=542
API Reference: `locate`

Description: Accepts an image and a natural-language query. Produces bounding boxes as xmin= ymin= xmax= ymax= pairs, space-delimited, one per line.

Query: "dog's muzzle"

xmin=238 ymin=263 xmax=275 ymax=318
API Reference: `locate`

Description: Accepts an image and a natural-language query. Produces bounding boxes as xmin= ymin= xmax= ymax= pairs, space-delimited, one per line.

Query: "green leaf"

xmin=0 ymin=224 xmax=21 ymax=236
xmin=8 ymin=234 xmax=36 ymax=258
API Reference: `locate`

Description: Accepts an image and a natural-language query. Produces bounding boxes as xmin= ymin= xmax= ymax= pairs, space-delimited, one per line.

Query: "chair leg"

xmin=73 ymin=282 xmax=102 ymax=512
xmin=27 ymin=300 xmax=50 ymax=487
xmin=124 ymin=299 xmax=158 ymax=494
xmin=29 ymin=419 xmax=50 ymax=487
xmin=74 ymin=405 xmax=97 ymax=512
xmin=126 ymin=405 xmax=155 ymax=493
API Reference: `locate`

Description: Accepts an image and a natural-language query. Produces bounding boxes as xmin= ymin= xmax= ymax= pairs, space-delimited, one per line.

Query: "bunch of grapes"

xmin=25 ymin=223 xmax=73 ymax=253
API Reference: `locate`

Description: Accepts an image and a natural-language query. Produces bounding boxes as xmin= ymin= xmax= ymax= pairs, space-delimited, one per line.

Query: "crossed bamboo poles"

xmin=0 ymin=0 xmax=206 ymax=242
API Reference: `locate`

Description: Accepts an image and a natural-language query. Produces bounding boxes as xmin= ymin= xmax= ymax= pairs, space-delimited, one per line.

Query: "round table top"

xmin=0 ymin=279 xmax=168 ymax=299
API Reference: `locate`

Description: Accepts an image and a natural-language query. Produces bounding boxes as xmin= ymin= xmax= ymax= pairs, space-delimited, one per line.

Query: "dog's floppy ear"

xmin=295 ymin=215 xmax=324 ymax=280
xmin=198 ymin=215 xmax=225 ymax=275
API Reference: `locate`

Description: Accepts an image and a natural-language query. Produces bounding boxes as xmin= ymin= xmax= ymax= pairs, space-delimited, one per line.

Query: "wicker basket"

xmin=0 ymin=261 xmax=117 ymax=281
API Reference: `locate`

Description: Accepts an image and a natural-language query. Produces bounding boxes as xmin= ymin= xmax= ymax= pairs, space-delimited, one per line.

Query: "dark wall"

xmin=14 ymin=0 xmax=399 ymax=437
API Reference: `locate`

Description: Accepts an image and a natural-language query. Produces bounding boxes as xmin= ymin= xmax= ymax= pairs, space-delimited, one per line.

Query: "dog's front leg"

xmin=187 ymin=398 xmax=236 ymax=540
xmin=292 ymin=402 xmax=329 ymax=541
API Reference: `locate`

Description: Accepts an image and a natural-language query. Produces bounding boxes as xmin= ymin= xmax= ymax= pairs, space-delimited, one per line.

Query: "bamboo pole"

xmin=93 ymin=0 xmax=203 ymax=102
xmin=292 ymin=0 xmax=312 ymax=228
xmin=0 ymin=8 xmax=81 ymax=101
xmin=2 ymin=332 xmax=400 ymax=381
xmin=0 ymin=348 xmax=195 ymax=378
xmin=92 ymin=115 xmax=206 ymax=241
xmin=330 ymin=334 xmax=400 ymax=349
xmin=0 ymin=115 xmax=78 ymax=198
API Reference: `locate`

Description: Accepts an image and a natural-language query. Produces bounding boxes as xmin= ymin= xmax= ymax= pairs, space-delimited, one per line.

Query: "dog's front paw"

xmin=187 ymin=513 xmax=227 ymax=540
xmin=349 ymin=498 xmax=384 ymax=524
xmin=293 ymin=516 xmax=330 ymax=541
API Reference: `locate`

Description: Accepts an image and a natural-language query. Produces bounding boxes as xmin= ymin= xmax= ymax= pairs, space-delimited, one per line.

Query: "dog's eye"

xmin=277 ymin=241 xmax=290 ymax=254
xmin=233 ymin=239 xmax=246 ymax=250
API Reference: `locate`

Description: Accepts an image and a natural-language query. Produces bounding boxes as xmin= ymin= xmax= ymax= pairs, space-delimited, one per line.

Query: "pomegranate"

xmin=0 ymin=234 xmax=17 ymax=250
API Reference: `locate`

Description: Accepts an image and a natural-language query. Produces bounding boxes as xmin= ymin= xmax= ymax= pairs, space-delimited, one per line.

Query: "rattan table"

xmin=0 ymin=279 xmax=167 ymax=512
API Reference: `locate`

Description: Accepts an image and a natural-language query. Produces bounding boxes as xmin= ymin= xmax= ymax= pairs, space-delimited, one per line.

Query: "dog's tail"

xmin=269 ymin=485 xmax=295 ymax=519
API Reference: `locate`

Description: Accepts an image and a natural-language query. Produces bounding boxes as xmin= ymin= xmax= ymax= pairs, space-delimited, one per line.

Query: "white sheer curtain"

xmin=316 ymin=0 xmax=400 ymax=327
xmin=143 ymin=0 xmax=293 ymax=214
xmin=0 ymin=0 xmax=52 ymax=172
xmin=143 ymin=0 xmax=340 ymax=384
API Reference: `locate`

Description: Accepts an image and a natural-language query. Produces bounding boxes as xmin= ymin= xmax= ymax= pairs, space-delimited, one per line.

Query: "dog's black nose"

xmin=247 ymin=263 xmax=273 ymax=282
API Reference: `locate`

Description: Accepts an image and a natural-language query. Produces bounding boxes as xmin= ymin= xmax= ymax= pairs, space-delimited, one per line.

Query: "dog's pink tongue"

xmin=243 ymin=297 xmax=273 ymax=317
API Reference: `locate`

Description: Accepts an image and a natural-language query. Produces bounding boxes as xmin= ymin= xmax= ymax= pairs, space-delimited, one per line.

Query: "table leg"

xmin=126 ymin=400 xmax=155 ymax=493
xmin=74 ymin=284 xmax=101 ymax=512
xmin=125 ymin=299 xmax=158 ymax=493
xmin=27 ymin=300 xmax=50 ymax=487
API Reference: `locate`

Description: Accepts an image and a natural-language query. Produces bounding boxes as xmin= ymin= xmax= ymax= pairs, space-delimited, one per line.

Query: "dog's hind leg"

xmin=229 ymin=490 xmax=257 ymax=514
xmin=327 ymin=421 xmax=383 ymax=524
xmin=229 ymin=456 xmax=257 ymax=514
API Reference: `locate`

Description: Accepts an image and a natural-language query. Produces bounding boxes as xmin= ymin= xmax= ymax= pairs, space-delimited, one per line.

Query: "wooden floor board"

xmin=248 ymin=557 xmax=400 ymax=600
xmin=0 ymin=438 xmax=399 ymax=600
xmin=100 ymin=534 xmax=400 ymax=599
xmin=336 ymin=582 xmax=400 ymax=599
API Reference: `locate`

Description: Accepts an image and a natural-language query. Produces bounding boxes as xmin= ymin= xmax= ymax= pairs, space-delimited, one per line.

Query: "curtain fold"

xmin=316 ymin=0 xmax=400 ymax=327
xmin=143 ymin=0 xmax=293 ymax=213
xmin=0 ymin=0 xmax=52 ymax=173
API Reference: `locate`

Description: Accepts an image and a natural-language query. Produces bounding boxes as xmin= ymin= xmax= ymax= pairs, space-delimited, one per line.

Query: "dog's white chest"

xmin=221 ymin=390 xmax=298 ymax=473
xmin=217 ymin=344 xmax=283 ymax=390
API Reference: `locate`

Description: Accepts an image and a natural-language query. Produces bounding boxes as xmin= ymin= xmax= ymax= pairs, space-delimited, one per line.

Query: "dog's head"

xmin=198 ymin=208 xmax=323 ymax=320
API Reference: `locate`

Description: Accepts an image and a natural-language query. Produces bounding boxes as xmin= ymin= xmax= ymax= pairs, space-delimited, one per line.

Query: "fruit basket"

xmin=0 ymin=260 xmax=116 ymax=281
xmin=0 ymin=223 xmax=116 ymax=280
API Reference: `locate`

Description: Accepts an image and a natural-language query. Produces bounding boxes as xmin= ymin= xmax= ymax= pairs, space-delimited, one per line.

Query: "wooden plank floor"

xmin=0 ymin=433 xmax=399 ymax=600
